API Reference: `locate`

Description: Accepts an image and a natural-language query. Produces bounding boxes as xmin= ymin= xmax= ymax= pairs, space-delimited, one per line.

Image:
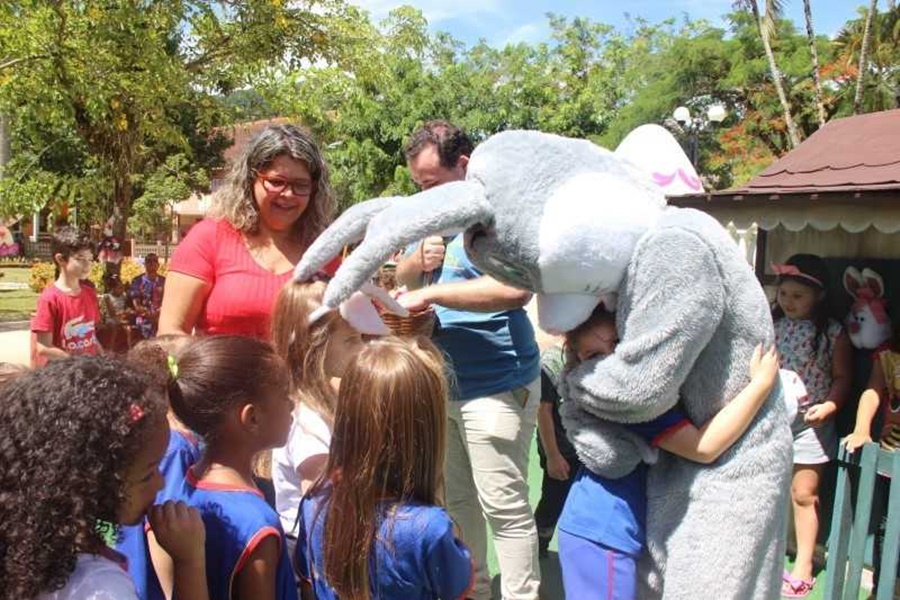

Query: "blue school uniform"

xmin=116 ymin=429 xmax=201 ymax=600
xmin=297 ymin=490 xmax=473 ymax=600
xmin=181 ymin=468 xmax=297 ymax=600
xmin=558 ymin=409 xmax=689 ymax=600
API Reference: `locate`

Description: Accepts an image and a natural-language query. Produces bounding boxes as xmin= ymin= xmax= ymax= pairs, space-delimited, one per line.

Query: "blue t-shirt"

xmin=407 ymin=235 xmax=539 ymax=401
xmin=297 ymin=491 xmax=473 ymax=600
xmin=116 ymin=429 xmax=201 ymax=600
xmin=557 ymin=409 xmax=689 ymax=556
xmin=180 ymin=468 xmax=298 ymax=600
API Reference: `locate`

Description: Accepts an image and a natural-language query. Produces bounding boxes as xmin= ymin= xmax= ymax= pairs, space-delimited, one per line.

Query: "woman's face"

xmin=253 ymin=155 xmax=313 ymax=234
xmin=777 ymin=279 xmax=822 ymax=320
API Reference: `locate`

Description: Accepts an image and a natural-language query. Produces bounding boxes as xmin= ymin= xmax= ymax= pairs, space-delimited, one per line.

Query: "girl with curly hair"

xmin=297 ymin=337 xmax=474 ymax=600
xmin=159 ymin=124 xmax=338 ymax=339
xmin=159 ymin=335 xmax=297 ymax=600
xmin=115 ymin=335 xmax=200 ymax=600
xmin=0 ymin=356 xmax=208 ymax=600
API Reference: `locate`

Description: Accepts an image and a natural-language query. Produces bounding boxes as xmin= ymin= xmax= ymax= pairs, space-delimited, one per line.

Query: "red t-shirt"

xmin=169 ymin=219 xmax=340 ymax=339
xmin=31 ymin=283 xmax=102 ymax=363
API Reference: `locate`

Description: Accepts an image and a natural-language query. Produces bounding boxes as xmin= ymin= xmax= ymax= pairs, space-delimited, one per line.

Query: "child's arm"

xmin=147 ymin=501 xmax=209 ymax=600
xmin=234 ymin=535 xmax=281 ymax=600
xmin=537 ymin=365 xmax=572 ymax=480
xmin=843 ymin=359 xmax=887 ymax=452
xmin=657 ymin=345 xmax=778 ymax=464
xmin=298 ymin=454 xmax=329 ymax=494
xmin=34 ymin=332 xmax=68 ymax=361
xmin=805 ymin=330 xmax=853 ymax=426
xmin=538 ymin=403 xmax=571 ymax=480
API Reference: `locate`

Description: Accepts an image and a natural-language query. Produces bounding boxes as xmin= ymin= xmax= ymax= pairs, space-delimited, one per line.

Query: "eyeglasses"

xmin=256 ymin=173 xmax=313 ymax=197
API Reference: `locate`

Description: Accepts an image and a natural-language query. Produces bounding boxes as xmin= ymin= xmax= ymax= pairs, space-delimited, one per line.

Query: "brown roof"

xmin=676 ymin=109 xmax=900 ymax=200
xmin=219 ymin=117 xmax=295 ymax=166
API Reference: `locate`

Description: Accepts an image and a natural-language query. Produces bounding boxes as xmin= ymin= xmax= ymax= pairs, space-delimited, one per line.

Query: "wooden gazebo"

xmin=670 ymin=108 xmax=900 ymax=280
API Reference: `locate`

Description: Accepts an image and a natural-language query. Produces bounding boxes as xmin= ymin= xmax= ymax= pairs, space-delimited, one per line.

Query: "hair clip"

xmin=167 ymin=355 xmax=179 ymax=380
xmin=128 ymin=403 xmax=145 ymax=423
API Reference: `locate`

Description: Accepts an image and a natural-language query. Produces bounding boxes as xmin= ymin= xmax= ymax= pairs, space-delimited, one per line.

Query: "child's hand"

xmin=547 ymin=453 xmax=571 ymax=481
xmin=148 ymin=501 xmax=205 ymax=565
xmin=843 ymin=432 xmax=872 ymax=453
xmin=749 ymin=344 xmax=779 ymax=384
xmin=804 ymin=401 xmax=837 ymax=427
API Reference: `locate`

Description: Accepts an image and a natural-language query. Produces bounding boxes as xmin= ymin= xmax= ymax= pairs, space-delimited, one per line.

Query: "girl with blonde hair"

xmin=297 ymin=337 xmax=473 ymax=600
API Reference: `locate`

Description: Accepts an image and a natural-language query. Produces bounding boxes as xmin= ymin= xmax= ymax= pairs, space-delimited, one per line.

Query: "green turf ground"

xmin=0 ymin=266 xmax=37 ymax=321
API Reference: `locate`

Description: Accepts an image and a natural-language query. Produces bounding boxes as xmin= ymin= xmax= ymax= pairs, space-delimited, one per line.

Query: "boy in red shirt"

xmin=31 ymin=227 xmax=102 ymax=365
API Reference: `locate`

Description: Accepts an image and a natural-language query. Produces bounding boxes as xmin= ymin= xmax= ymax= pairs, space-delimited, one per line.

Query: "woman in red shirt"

xmin=159 ymin=124 xmax=336 ymax=338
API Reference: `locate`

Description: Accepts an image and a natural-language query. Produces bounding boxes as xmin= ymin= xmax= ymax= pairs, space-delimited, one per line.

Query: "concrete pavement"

xmin=0 ymin=329 xmax=30 ymax=366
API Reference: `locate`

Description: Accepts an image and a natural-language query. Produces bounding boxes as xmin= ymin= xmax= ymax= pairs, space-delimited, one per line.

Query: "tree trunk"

xmin=0 ymin=114 xmax=10 ymax=179
xmin=751 ymin=0 xmax=802 ymax=148
xmin=803 ymin=0 xmax=827 ymax=126
xmin=854 ymin=0 xmax=878 ymax=114
xmin=113 ymin=172 xmax=132 ymax=241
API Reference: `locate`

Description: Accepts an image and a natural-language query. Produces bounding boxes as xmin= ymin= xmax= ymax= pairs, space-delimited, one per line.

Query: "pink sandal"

xmin=782 ymin=570 xmax=815 ymax=598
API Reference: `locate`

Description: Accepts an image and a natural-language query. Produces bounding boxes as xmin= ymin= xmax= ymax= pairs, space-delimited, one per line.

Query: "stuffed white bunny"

xmin=844 ymin=266 xmax=892 ymax=350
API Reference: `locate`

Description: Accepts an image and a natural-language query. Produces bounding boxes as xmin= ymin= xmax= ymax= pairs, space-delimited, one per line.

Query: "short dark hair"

xmin=404 ymin=120 xmax=473 ymax=169
xmin=144 ymin=253 xmax=159 ymax=263
xmin=51 ymin=226 xmax=93 ymax=262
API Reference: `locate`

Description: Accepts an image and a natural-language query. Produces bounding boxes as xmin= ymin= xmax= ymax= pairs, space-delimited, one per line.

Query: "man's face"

xmin=408 ymin=144 xmax=467 ymax=190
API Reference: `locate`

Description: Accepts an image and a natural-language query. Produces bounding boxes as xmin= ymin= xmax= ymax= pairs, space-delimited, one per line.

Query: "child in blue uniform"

xmin=297 ymin=337 xmax=474 ymax=600
xmin=115 ymin=336 xmax=200 ymax=600
xmin=162 ymin=335 xmax=298 ymax=600
xmin=557 ymin=308 xmax=779 ymax=599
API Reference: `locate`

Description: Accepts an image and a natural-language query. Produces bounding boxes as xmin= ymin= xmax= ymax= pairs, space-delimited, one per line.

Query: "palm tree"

xmin=734 ymin=0 xmax=802 ymax=148
xmin=802 ymin=0 xmax=827 ymax=126
xmin=854 ymin=0 xmax=879 ymax=114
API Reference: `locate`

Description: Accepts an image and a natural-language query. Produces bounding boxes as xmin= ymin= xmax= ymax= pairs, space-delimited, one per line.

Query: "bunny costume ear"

xmin=307 ymin=282 xmax=408 ymax=336
xmin=861 ymin=268 xmax=886 ymax=298
xmin=295 ymin=181 xmax=492 ymax=310
xmin=843 ymin=266 xmax=864 ymax=297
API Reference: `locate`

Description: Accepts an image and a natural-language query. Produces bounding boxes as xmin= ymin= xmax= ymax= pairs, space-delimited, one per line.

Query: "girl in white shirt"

xmin=270 ymin=280 xmax=366 ymax=546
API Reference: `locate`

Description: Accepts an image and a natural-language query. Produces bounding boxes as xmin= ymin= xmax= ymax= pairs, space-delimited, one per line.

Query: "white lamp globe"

xmin=707 ymin=104 xmax=727 ymax=123
xmin=673 ymin=106 xmax=691 ymax=124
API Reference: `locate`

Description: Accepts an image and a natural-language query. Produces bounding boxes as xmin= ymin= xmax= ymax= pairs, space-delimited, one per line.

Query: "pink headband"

xmin=772 ymin=264 xmax=824 ymax=288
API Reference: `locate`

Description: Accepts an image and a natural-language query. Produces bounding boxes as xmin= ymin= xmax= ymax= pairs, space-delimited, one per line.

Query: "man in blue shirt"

xmin=396 ymin=121 xmax=541 ymax=600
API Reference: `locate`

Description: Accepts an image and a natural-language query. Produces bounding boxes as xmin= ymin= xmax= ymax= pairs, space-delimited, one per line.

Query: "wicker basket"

xmin=380 ymin=306 xmax=436 ymax=337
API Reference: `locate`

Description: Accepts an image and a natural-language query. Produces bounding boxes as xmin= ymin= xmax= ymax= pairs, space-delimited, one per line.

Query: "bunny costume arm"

xmin=293 ymin=181 xmax=490 ymax=303
xmin=566 ymin=225 xmax=726 ymax=424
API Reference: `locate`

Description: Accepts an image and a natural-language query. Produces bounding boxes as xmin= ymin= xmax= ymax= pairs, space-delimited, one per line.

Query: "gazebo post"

xmin=754 ymin=227 xmax=768 ymax=283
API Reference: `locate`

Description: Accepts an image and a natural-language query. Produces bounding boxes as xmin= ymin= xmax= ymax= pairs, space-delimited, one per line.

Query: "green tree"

xmin=0 ymin=1 xmax=355 ymax=236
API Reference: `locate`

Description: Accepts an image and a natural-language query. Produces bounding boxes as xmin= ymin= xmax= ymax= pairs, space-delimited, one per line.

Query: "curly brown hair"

xmin=0 ymin=356 xmax=166 ymax=600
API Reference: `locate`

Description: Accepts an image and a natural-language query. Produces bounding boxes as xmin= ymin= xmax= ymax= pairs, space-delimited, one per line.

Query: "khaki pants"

xmin=446 ymin=377 xmax=542 ymax=600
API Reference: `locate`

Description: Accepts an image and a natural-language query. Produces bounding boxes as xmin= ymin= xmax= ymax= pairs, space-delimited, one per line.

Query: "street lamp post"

xmin=673 ymin=104 xmax=727 ymax=168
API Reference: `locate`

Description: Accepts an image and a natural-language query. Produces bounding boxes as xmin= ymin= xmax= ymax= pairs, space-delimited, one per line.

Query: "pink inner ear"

xmin=844 ymin=273 xmax=860 ymax=294
xmin=865 ymin=277 xmax=885 ymax=298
